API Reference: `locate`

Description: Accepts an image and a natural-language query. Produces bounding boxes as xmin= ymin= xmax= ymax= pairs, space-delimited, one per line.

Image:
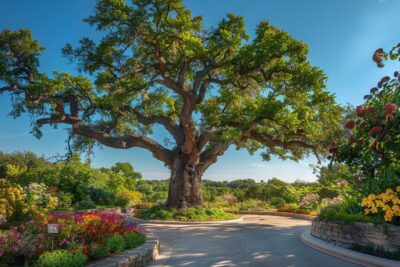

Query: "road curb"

xmin=132 ymin=216 xmax=243 ymax=224
xmin=226 ymin=210 xmax=316 ymax=221
xmin=300 ymin=229 xmax=400 ymax=267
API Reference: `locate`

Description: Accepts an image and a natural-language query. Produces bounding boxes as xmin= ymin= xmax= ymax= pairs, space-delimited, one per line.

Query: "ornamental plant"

xmin=330 ymin=43 xmax=400 ymax=195
xmin=0 ymin=211 xmax=145 ymax=265
xmin=361 ymin=187 xmax=400 ymax=223
xmin=0 ymin=179 xmax=56 ymax=225
xmin=299 ymin=193 xmax=320 ymax=210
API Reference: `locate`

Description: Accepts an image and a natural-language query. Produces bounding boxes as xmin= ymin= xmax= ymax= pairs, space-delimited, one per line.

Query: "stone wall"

xmin=311 ymin=220 xmax=400 ymax=251
xmin=87 ymin=232 xmax=160 ymax=267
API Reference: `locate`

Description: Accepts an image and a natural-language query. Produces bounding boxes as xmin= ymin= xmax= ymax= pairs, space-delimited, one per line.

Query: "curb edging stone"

xmin=300 ymin=229 xmax=400 ymax=267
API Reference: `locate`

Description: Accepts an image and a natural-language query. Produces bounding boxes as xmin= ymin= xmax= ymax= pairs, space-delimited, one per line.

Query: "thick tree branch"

xmin=72 ymin=123 xmax=174 ymax=165
xmin=199 ymin=141 xmax=229 ymax=173
xmin=130 ymin=107 xmax=184 ymax=146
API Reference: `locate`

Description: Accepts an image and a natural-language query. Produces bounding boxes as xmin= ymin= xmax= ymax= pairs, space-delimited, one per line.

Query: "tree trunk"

xmin=166 ymin=154 xmax=203 ymax=209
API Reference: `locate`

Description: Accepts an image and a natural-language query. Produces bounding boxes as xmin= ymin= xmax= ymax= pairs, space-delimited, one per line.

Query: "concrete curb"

xmin=132 ymin=216 xmax=244 ymax=225
xmin=300 ymin=229 xmax=400 ymax=267
xmin=226 ymin=210 xmax=316 ymax=221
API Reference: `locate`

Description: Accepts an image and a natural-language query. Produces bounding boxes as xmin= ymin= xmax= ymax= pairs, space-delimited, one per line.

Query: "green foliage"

xmin=140 ymin=205 xmax=238 ymax=221
xmin=318 ymin=207 xmax=384 ymax=224
xmin=89 ymin=244 xmax=110 ymax=260
xmin=87 ymin=186 xmax=115 ymax=206
xmin=74 ymin=195 xmax=96 ymax=210
xmin=115 ymin=191 xmax=142 ymax=207
xmin=125 ymin=232 xmax=145 ymax=249
xmin=111 ymin=162 xmax=142 ymax=191
xmin=106 ymin=234 xmax=126 ymax=253
xmin=270 ymin=197 xmax=286 ymax=207
xmin=35 ymin=250 xmax=86 ymax=267
xmin=0 ymin=151 xmax=51 ymax=183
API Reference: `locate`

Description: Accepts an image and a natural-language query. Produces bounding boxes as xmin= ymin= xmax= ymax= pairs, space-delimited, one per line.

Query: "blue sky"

xmin=0 ymin=0 xmax=399 ymax=182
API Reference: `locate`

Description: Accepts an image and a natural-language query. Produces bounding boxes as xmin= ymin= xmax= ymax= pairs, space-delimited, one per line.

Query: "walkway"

xmin=142 ymin=214 xmax=360 ymax=267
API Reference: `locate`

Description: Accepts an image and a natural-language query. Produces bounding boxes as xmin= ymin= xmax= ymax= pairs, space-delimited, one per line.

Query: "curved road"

xmin=143 ymin=215 xmax=360 ymax=267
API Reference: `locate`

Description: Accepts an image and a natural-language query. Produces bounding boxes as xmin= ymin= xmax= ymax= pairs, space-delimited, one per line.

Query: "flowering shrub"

xmin=361 ymin=187 xmax=400 ymax=222
xmin=0 ymin=179 xmax=60 ymax=225
xmin=299 ymin=193 xmax=320 ymax=210
xmin=115 ymin=191 xmax=142 ymax=207
xmin=0 ymin=179 xmax=28 ymax=223
xmin=26 ymin=182 xmax=58 ymax=209
xmin=0 ymin=211 xmax=145 ymax=265
xmin=330 ymin=43 xmax=400 ymax=195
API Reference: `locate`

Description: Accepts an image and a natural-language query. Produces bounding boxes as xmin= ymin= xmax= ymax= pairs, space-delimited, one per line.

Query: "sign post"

xmin=47 ymin=223 xmax=59 ymax=251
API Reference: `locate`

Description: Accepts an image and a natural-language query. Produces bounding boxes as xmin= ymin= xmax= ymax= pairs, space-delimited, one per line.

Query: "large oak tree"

xmin=0 ymin=0 xmax=341 ymax=208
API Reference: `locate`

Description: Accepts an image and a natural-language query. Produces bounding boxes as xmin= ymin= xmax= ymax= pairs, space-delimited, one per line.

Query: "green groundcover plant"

xmin=35 ymin=250 xmax=87 ymax=267
xmin=140 ymin=205 xmax=238 ymax=221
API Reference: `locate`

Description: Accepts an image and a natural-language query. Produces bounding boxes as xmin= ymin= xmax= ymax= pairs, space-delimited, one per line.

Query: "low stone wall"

xmin=87 ymin=232 xmax=160 ymax=267
xmin=311 ymin=220 xmax=400 ymax=251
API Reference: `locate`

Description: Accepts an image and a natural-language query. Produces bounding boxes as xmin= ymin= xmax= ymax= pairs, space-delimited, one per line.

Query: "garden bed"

xmin=138 ymin=206 xmax=239 ymax=222
xmin=0 ymin=211 xmax=147 ymax=266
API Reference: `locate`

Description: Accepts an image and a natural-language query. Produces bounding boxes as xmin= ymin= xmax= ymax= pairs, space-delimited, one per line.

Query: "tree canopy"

xmin=0 ymin=0 xmax=341 ymax=207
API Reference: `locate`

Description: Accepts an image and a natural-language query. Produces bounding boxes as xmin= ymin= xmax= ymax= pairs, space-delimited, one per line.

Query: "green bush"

xmin=318 ymin=207 xmax=384 ymax=224
xmin=106 ymin=234 xmax=126 ymax=253
xmin=56 ymin=192 xmax=74 ymax=210
xmin=270 ymin=197 xmax=286 ymax=208
xmin=74 ymin=195 xmax=96 ymax=210
xmin=35 ymin=250 xmax=86 ymax=267
xmin=125 ymin=232 xmax=146 ymax=249
xmin=89 ymin=244 xmax=109 ymax=260
xmin=87 ymin=186 xmax=115 ymax=206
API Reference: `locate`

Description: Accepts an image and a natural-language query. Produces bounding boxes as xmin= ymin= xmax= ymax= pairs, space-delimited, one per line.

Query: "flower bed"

xmin=0 ymin=211 xmax=145 ymax=266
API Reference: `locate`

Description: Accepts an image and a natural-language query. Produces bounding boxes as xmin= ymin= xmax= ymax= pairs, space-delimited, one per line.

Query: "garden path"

xmin=142 ymin=214 xmax=360 ymax=267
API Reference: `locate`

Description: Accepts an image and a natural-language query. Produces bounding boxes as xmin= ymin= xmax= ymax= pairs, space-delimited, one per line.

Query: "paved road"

xmin=143 ymin=215 xmax=360 ymax=267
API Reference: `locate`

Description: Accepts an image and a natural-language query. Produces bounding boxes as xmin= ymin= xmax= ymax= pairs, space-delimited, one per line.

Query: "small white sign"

xmin=48 ymin=223 xmax=59 ymax=234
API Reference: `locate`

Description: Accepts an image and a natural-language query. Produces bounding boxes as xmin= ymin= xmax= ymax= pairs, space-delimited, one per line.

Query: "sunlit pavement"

xmin=143 ymin=215 xmax=360 ymax=267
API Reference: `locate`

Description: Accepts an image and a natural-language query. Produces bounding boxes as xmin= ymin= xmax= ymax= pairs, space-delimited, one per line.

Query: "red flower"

xmin=366 ymin=106 xmax=375 ymax=115
xmin=370 ymin=87 xmax=378 ymax=94
xmin=381 ymin=76 xmax=390 ymax=83
xmin=383 ymin=103 xmax=398 ymax=116
xmin=372 ymin=48 xmax=385 ymax=68
xmin=369 ymin=126 xmax=382 ymax=137
xmin=371 ymin=116 xmax=381 ymax=122
xmin=344 ymin=120 xmax=355 ymax=129
xmin=356 ymin=105 xmax=366 ymax=117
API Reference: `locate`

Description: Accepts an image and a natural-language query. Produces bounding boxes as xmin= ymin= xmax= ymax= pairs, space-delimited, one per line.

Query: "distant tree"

xmin=110 ymin=162 xmax=142 ymax=190
xmin=0 ymin=151 xmax=50 ymax=178
xmin=0 ymin=0 xmax=340 ymax=208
